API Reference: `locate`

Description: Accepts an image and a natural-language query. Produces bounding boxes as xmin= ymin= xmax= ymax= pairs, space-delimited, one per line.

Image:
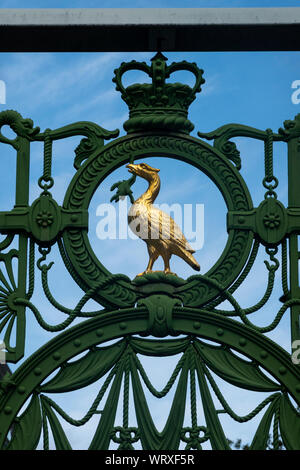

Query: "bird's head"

xmin=126 ymin=162 xmax=160 ymax=182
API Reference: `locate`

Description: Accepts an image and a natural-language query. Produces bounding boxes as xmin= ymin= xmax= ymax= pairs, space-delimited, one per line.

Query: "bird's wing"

xmin=148 ymin=206 xmax=195 ymax=253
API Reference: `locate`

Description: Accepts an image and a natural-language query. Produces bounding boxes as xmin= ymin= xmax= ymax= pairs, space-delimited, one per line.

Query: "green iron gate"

xmin=0 ymin=52 xmax=300 ymax=450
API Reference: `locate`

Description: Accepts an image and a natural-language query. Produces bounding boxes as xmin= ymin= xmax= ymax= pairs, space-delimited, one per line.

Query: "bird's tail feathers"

xmin=178 ymin=246 xmax=200 ymax=271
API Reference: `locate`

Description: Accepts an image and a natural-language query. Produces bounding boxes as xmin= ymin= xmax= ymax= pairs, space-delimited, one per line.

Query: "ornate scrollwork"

xmin=278 ymin=113 xmax=300 ymax=140
xmin=198 ymin=123 xmax=284 ymax=170
xmin=0 ymin=110 xmax=40 ymax=149
xmin=34 ymin=121 xmax=119 ymax=169
xmin=0 ymin=249 xmax=26 ymax=362
xmin=0 ymin=53 xmax=299 ymax=453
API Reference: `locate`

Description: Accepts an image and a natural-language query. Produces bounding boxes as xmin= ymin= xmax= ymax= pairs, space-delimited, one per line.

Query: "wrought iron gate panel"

xmin=0 ymin=52 xmax=299 ymax=451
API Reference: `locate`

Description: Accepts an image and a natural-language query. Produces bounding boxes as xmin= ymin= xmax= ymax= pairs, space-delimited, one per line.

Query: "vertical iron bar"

xmin=14 ymin=138 xmax=30 ymax=209
xmin=123 ymin=367 xmax=129 ymax=429
xmin=13 ymin=137 xmax=30 ymax=361
xmin=287 ymin=136 xmax=300 ymax=347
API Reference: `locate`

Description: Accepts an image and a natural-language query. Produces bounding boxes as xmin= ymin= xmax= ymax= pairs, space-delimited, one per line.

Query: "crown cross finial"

xmin=112 ymin=53 xmax=205 ymax=134
xmin=150 ymin=52 xmax=168 ymax=101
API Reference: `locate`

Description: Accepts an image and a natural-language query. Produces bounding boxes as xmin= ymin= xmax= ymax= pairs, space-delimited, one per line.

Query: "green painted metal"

xmin=0 ymin=53 xmax=300 ymax=450
xmin=112 ymin=52 xmax=205 ymax=135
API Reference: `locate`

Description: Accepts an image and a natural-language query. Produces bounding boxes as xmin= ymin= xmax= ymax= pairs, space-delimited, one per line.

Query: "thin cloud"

xmin=2 ymin=53 xmax=122 ymax=113
xmin=57 ymin=88 xmax=119 ymax=121
xmin=200 ymin=73 xmax=220 ymax=97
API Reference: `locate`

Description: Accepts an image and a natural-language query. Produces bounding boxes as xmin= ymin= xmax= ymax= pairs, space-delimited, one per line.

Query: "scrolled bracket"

xmin=0 ymin=110 xmax=40 ymax=150
xmin=198 ymin=123 xmax=284 ymax=170
xmin=34 ymin=121 xmax=119 ymax=170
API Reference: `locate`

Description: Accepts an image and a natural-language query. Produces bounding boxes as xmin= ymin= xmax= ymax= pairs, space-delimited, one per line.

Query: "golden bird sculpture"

xmin=126 ymin=162 xmax=200 ymax=276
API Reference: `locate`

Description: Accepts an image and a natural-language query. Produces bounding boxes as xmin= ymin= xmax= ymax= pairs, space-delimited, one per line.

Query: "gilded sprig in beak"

xmin=126 ymin=163 xmax=136 ymax=174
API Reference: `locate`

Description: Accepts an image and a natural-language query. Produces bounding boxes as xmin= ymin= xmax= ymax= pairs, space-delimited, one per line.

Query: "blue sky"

xmin=0 ymin=1 xmax=300 ymax=450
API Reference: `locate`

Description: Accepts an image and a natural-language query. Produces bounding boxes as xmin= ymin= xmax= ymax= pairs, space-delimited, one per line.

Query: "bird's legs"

xmin=136 ymin=245 xmax=159 ymax=276
xmin=136 ymin=245 xmax=177 ymax=277
xmin=162 ymin=253 xmax=176 ymax=276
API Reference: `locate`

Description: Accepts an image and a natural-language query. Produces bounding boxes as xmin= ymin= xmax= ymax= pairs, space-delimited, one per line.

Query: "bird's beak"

xmin=126 ymin=164 xmax=136 ymax=174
